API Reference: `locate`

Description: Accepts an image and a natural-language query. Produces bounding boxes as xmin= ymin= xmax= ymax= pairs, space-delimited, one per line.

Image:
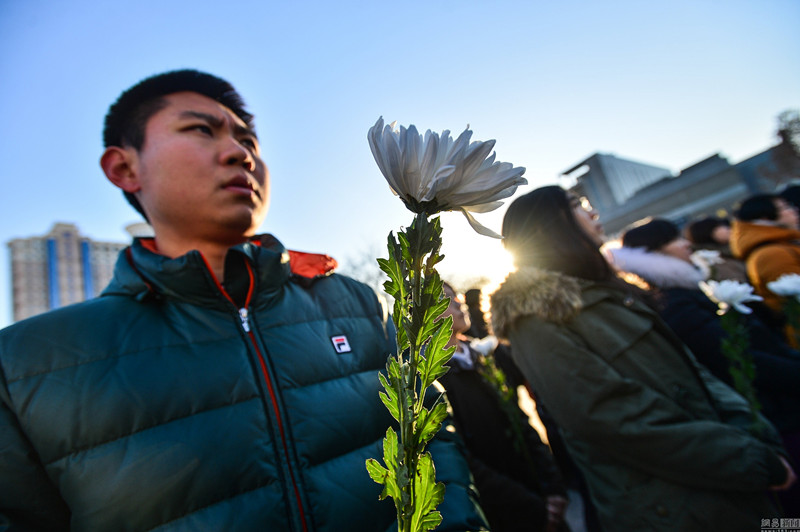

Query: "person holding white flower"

xmin=490 ymin=186 xmax=796 ymax=532
xmin=437 ymin=282 xmax=569 ymax=532
xmin=684 ymin=216 xmax=748 ymax=283
xmin=0 ymin=70 xmax=487 ymax=531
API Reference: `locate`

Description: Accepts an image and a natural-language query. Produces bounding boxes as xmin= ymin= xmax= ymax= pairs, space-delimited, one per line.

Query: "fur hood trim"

xmin=607 ymin=246 xmax=705 ymax=290
xmin=489 ymin=267 xmax=583 ymax=338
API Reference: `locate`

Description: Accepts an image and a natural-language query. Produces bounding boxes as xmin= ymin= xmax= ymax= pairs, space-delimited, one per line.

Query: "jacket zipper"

xmin=239 ymin=308 xmax=251 ymax=332
xmin=202 ymin=256 xmax=309 ymax=532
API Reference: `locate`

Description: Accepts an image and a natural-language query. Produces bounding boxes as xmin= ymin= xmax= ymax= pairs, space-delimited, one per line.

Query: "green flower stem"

xmin=366 ymin=212 xmax=454 ymax=532
xmin=784 ymin=298 xmax=800 ymax=348
xmin=719 ymin=311 xmax=764 ymax=435
xmin=476 ymin=355 xmax=541 ymax=486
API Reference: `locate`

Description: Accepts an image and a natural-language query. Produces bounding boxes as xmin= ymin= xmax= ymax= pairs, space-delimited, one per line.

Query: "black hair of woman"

xmin=501 ymin=185 xmax=611 ymax=281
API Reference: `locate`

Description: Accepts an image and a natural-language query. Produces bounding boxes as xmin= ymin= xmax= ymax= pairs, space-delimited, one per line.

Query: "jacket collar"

xmin=489 ymin=267 xmax=585 ymax=338
xmin=102 ymin=234 xmax=336 ymax=308
xmin=607 ymin=246 xmax=705 ymax=290
xmin=490 ymin=266 xmax=652 ymax=339
xmin=730 ymin=219 xmax=800 ymax=259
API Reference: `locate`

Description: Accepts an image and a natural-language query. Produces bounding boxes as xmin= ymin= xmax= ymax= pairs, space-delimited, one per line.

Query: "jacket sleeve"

xmin=509 ymin=314 xmax=789 ymax=492
xmin=689 ymin=358 xmax=786 ymax=452
xmin=751 ymin=245 xmax=800 ymax=288
xmin=0 ymin=363 xmax=70 ymax=531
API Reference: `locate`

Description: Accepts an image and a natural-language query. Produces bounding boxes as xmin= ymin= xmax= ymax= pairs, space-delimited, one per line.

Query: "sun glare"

xmin=438 ymin=220 xmax=515 ymax=304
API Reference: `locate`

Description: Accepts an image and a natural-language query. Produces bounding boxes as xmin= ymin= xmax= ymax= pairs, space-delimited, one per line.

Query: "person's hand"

xmin=544 ymin=495 xmax=568 ymax=532
xmin=770 ymin=455 xmax=797 ymax=491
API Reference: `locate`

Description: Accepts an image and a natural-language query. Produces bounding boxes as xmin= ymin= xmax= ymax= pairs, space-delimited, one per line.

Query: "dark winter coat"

xmin=0 ymin=236 xmax=486 ymax=532
xmin=610 ymin=246 xmax=800 ymax=434
xmin=438 ymin=342 xmax=567 ymax=532
xmin=490 ymin=267 xmax=789 ymax=532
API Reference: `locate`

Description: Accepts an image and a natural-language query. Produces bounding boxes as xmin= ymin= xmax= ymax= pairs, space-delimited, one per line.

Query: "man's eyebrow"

xmin=179 ymin=110 xmax=224 ymax=128
xmin=178 ymin=110 xmax=258 ymax=138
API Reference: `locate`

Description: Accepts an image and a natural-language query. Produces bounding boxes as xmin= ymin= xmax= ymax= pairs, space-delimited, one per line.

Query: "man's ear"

xmin=100 ymin=146 xmax=141 ymax=193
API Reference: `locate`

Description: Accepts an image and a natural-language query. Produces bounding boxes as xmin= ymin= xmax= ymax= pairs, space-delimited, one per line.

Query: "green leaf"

xmin=380 ymin=232 xmax=411 ymax=303
xmin=410 ymin=294 xmax=449 ymax=350
xmin=366 ymin=458 xmax=389 ymax=486
xmin=415 ymin=216 xmax=443 ymax=259
xmin=415 ymin=402 xmax=448 ymax=447
xmin=379 ymin=371 xmax=400 ymax=422
xmin=393 ymin=300 xmax=410 ymax=353
xmin=401 ymin=315 xmax=416 ymax=354
xmin=382 ymin=427 xmax=399 ymax=470
xmin=398 ymin=229 xmax=413 ymax=268
xmin=419 ymin=319 xmax=455 ymax=391
xmin=394 ymin=361 xmax=415 ymax=432
xmin=366 ymin=429 xmax=404 ymax=504
xmin=411 ymin=275 xmax=450 ymax=348
xmin=410 ymin=452 xmax=445 ymax=531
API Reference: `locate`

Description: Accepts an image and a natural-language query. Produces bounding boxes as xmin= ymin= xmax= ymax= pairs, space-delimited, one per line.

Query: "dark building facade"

xmin=564 ymin=144 xmax=799 ymax=235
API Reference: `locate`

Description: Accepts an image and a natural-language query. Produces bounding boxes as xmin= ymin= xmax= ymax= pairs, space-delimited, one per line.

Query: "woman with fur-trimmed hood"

xmin=489 ymin=186 xmax=795 ymax=532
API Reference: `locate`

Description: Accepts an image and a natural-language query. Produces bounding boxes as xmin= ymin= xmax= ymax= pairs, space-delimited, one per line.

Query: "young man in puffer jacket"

xmin=0 ymin=70 xmax=487 ymax=532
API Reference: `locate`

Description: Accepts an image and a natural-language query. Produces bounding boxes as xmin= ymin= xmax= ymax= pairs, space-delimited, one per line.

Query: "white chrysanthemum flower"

xmin=367 ymin=117 xmax=527 ymax=238
xmin=767 ymin=273 xmax=800 ymax=301
xmin=469 ymin=335 xmax=499 ymax=357
xmin=690 ymin=249 xmax=722 ymax=267
xmin=700 ymin=279 xmax=763 ymax=315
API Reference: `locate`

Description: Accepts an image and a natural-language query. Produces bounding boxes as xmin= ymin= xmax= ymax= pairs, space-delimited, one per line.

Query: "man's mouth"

xmin=224 ymin=176 xmax=261 ymax=199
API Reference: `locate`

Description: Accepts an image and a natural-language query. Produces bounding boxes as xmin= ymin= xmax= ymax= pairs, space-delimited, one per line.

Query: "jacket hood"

xmin=489 ymin=267 xmax=584 ymax=338
xmin=607 ymin=246 xmax=705 ymax=290
xmin=730 ymin=220 xmax=800 ymax=259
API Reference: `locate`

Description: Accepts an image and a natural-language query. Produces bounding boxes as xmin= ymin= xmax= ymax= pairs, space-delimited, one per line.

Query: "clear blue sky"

xmin=1 ymin=0 xmax=798 ymax=328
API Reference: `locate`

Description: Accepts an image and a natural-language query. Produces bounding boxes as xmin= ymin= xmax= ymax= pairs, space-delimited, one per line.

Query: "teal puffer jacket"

xmin=0 ymin=236 xmax=485 ymax=532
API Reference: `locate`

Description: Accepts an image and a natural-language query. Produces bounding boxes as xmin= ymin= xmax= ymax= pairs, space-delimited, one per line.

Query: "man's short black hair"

xmin=103 ymin=69 xmax=254 ymax=219
xmin=685 ymin=216 xmax=730 ymax=245
xmin=622 ymin=219 xmax=680 ymax=251
xmin=735 ymin=194 xmax=779 ymax=222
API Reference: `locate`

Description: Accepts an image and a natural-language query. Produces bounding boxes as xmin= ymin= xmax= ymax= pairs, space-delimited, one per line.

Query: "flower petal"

xmin=368 ymin=118 xmax=526 ymax=235
xmin=462 ymin=201 xmax=504 ymax=213
xmin=460 ymin=208 xmax=502 ymax=239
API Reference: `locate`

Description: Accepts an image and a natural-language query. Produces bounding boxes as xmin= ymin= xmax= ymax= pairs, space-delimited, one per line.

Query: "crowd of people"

xmin=0 ymin=67 xmax=797 ymax=531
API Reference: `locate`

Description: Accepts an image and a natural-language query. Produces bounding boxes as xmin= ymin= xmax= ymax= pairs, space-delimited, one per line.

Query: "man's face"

xmin=130 ymin=92 xmax=269 ymax=244
xmin=774 ymin=199 xmax=799 ymax=230
xmin=442 ymin=286 xmax=470 ymax=335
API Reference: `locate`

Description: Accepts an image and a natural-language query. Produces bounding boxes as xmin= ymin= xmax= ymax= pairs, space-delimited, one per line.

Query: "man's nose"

xmin=222 ymin=138 xmax=255 ymax=171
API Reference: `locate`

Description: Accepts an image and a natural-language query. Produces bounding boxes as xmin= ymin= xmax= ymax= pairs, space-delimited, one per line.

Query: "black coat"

xmin=439 ymin=343 xmax=567 ymax=532
xmin=657 ymin=286 xmax=800 ymax=433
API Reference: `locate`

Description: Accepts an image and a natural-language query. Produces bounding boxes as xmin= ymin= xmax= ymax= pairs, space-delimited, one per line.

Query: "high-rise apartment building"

xmin=7 ymin=223 xmax=143 ymax=322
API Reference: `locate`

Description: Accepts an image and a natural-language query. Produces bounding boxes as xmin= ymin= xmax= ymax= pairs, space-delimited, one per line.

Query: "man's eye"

xmin=239 ymin=137 xmax=258 ymax=149
xmin=190 ymin=125 xmax=213 ymax=135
